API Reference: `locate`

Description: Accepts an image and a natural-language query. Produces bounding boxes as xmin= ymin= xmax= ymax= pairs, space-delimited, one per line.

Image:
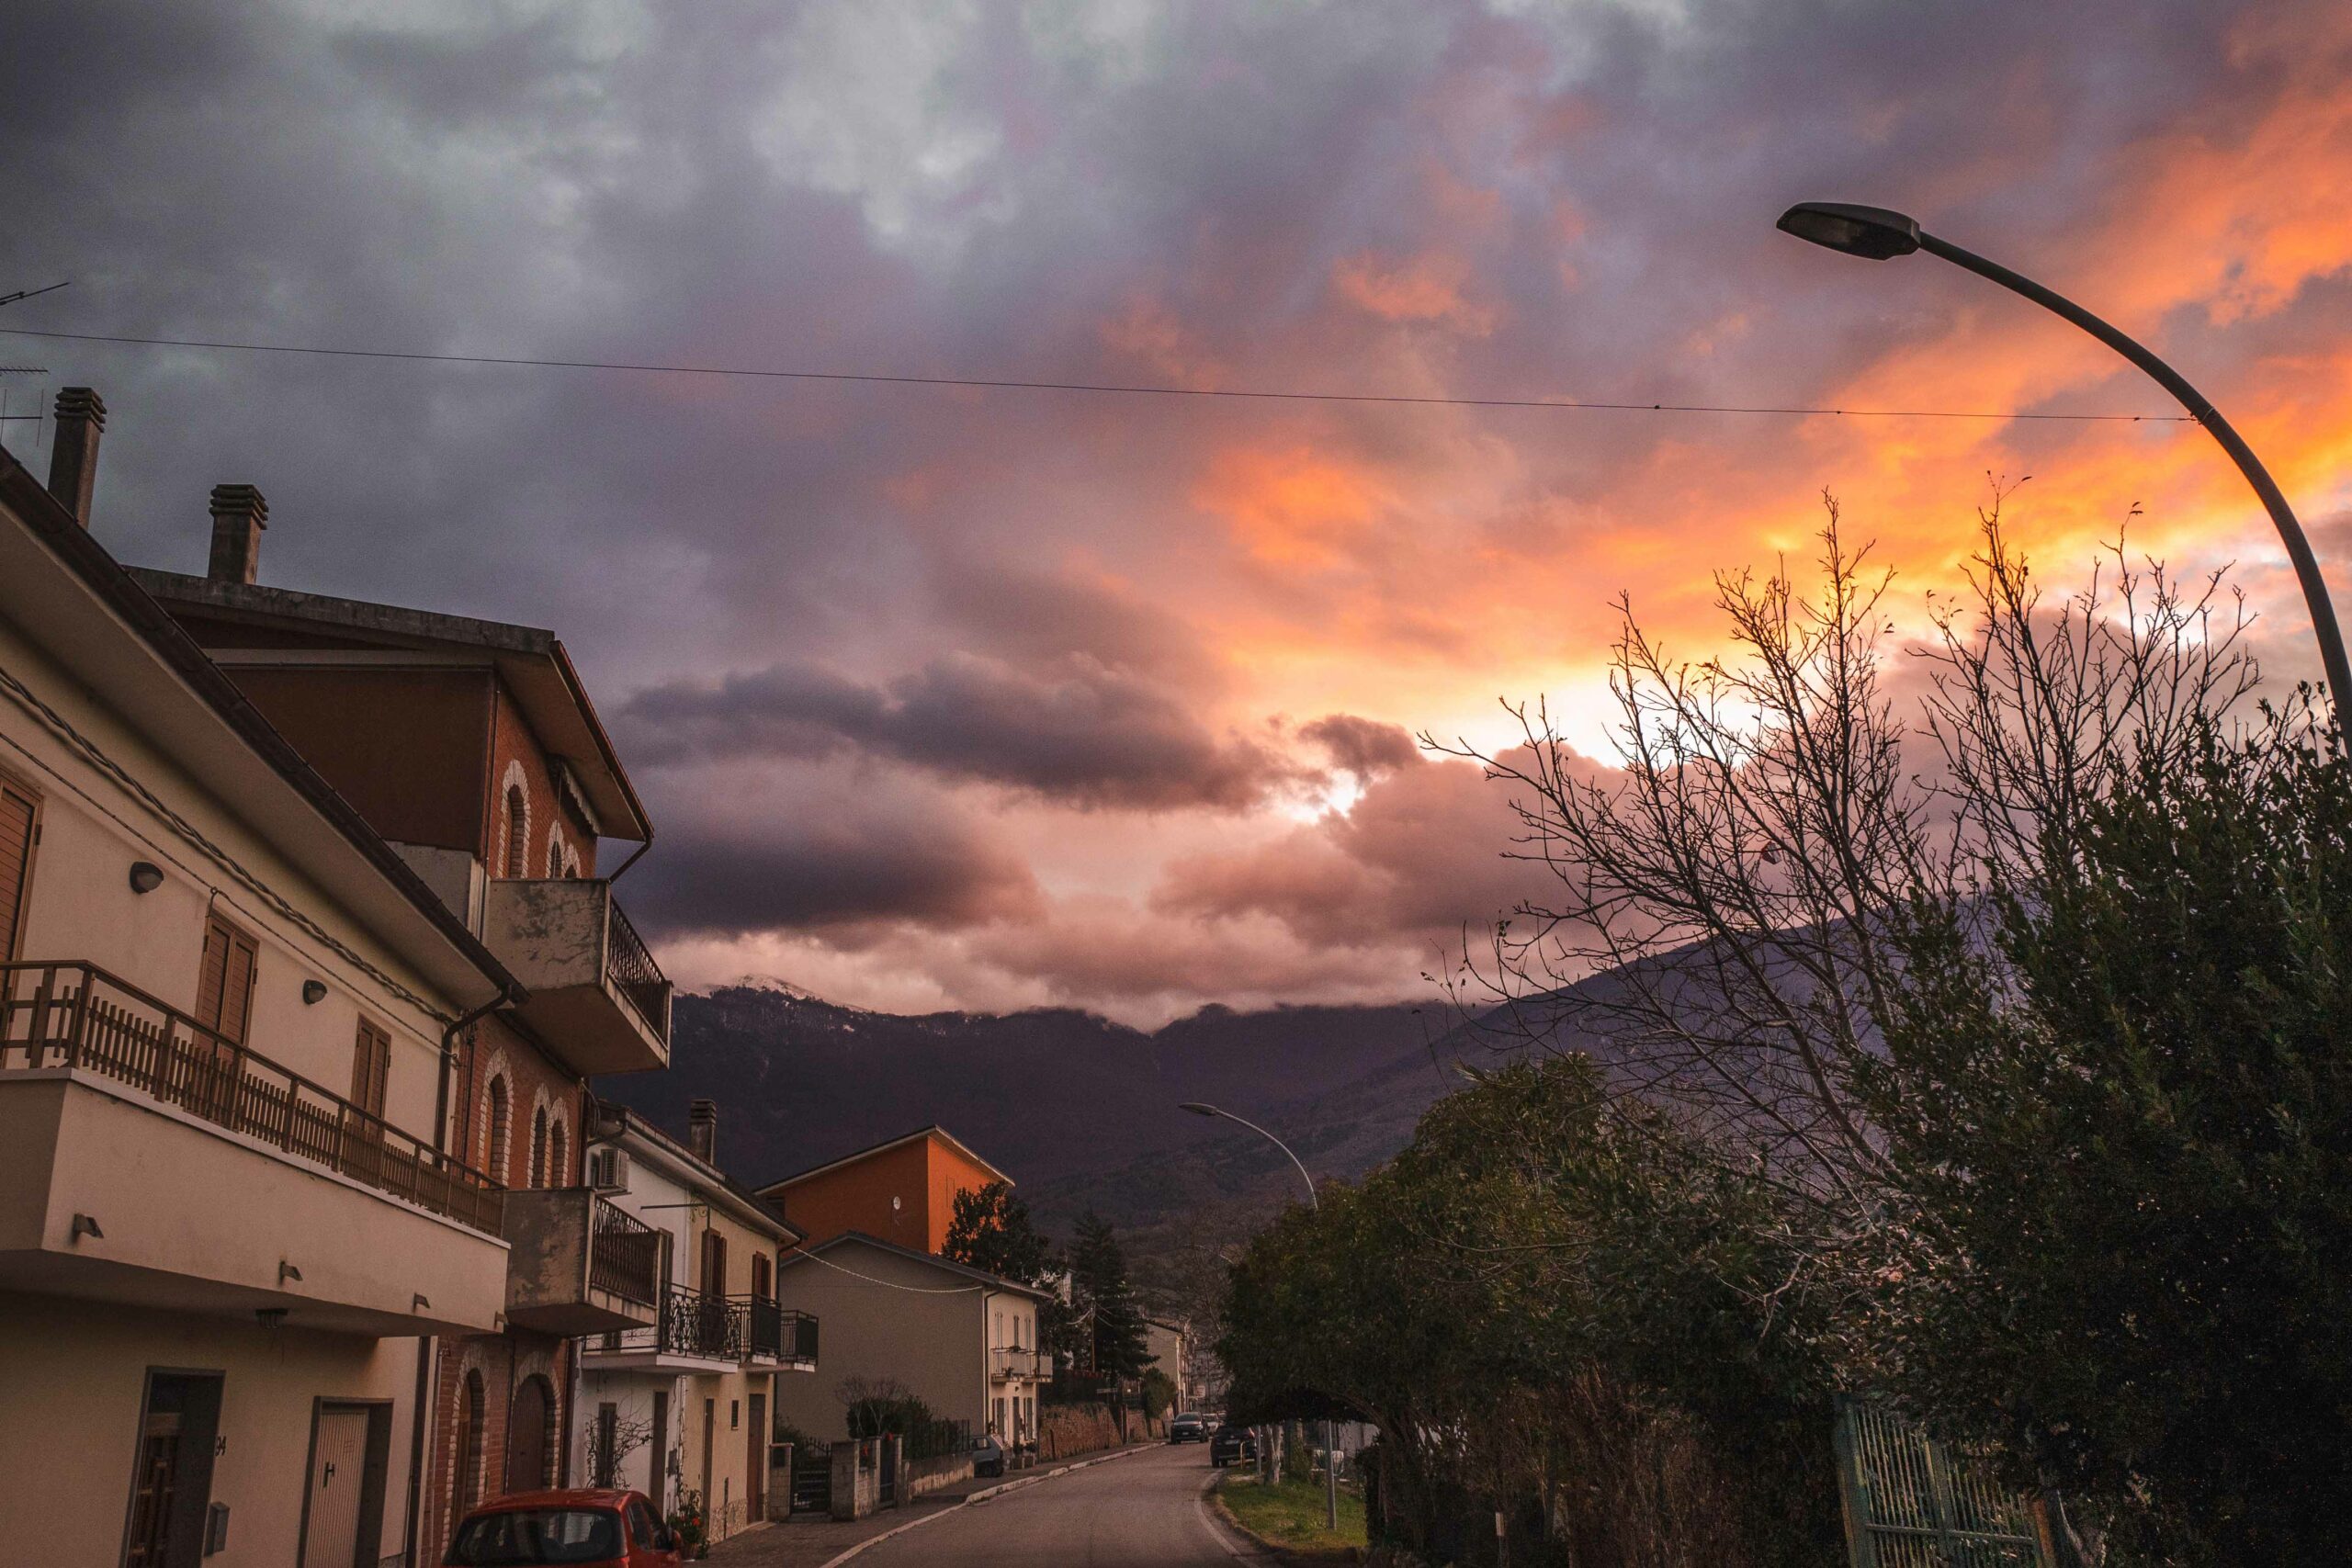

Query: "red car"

xmin=445 ymin=1490 xmax=681 ymax=1567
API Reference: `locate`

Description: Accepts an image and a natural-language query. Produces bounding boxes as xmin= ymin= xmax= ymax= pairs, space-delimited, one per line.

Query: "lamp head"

xmin=1178 ymin=1102 xmax=1220 ymax=1119
xmin=1776 ymin=201 xmax=1922 ymax=260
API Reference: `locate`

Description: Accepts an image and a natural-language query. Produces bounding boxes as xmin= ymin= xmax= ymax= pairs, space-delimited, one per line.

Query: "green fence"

xmin=1833 ymin=1397 xmax=2052 ymax=1568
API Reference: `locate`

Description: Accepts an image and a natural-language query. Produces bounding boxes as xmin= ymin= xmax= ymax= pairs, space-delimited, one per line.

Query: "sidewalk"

xmin=704 ymin=1444 xmax=1157 ymax=1568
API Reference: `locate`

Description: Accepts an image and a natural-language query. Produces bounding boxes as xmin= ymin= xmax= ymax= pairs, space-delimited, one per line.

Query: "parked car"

xmin=973 ymin=1434 xmax=1008 ymax=1477
xmin=1209 ymin=1425 xmax=1258 ymax=1468
xmin=445 ymin=1490 xmax=678 ymax=1567
xmin=1169 ymin=1411 xmax=1208 ymax=1443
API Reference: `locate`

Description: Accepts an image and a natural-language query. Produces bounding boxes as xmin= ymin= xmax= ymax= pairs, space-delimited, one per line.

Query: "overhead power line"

xmin=0 ymin=322 xmax=2192 ymax=423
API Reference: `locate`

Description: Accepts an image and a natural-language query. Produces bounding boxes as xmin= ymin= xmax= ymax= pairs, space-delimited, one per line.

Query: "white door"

xmin=303 ymin=1408 xmax=370 ymax=1567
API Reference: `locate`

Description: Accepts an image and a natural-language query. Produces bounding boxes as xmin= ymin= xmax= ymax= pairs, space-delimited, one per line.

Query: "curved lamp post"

xmin=1776 ymin=201 xmax=2351 ymax=738
xmin=1179 ymin=1100 xmax=1336 ymax=1526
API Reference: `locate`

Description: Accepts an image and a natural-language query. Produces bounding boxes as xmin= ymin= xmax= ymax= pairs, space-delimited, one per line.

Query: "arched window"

xmin=486 ymin=1077 xmax=511 ymax=1187
xmin=529 ymin=1106 xmax=548 ymax=1189
xmin=548 ymin=1119 xmax=568 ymax=1187
xmin=456 ymin=1370 xmax=487 ymax=1512
xmin=502 ymin=785 xmax=528 ymax=879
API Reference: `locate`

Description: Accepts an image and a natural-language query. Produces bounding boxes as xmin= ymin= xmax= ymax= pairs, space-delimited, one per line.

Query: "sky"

xmin=4 ymin=0 xmax=2350 ymax=1025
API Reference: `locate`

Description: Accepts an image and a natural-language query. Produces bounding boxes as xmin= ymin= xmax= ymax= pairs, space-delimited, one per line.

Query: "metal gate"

xmin=1834 ymin=1397 xmax=2052 ymax=1568
xmin=789 ymin=1442 xmax=831 ymax=1515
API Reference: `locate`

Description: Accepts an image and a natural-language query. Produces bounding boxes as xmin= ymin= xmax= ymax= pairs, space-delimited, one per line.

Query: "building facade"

xmin=758 ymin=1124 xmax=1009 ymax=1254
xmin=0 ymin=396 xmax=523 ymax=1567
xmin=768 ymin=1234 xmax=1051 ymax=1446
xmin=124 ymin=449 xmax=674 ymax=1554
xmin=575 ymin=1100 xmax=816 ymax=1544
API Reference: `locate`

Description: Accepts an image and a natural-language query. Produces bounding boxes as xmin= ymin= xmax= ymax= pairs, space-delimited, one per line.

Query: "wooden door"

xmin=745 ymin=1393 xmax=766 ymax=1520
xmin=699 ymin=1399 xmax=715 ymax=1514
xmin=123 ymin=1411 xmax=182 ymax=1568
xmin=699 ymin=1229 xmax=727 ymax=1298
xmin=0 ymin=777 xmax=34 ymax=963
xmin=507 ymin=1377 xmax=552 ymax=1494
xmin=349 ymin=1020 xmax=390 ymax=1121
xmin=650 ymin=1391 xmax=670 ymax=1513
xmin=302 ymin=1408 xmax=370 ymax=1567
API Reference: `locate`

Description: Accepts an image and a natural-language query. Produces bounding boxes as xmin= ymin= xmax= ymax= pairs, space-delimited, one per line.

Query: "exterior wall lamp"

xmin=302 ymin=980 xmax=328 ymax=1005
xmin=127 ymin=861 xmax=164 ymax=894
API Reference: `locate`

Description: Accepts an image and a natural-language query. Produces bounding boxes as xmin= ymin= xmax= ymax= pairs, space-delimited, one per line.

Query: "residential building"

xmin=576 ymin=1099 xmax=816 ymax=1543
xmin=769 ymin=1234 xmax=1054 ymax=1445
xmin=127 ymin=461 xmax=673 ymax=1552
xmin=0 ymin=393 xmax=521 ymax=1566
xmin=757 ymin=1124 xmax=1008 ymax=1254
xmin=1142 ymin=1316 xmax=1198 ymax=1408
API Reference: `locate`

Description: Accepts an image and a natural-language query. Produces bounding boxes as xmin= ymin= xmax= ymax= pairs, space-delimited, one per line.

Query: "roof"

xmin=126 ymin=569 xmax=652 ymax=843
xmin=757 ymin=1123 xmax=1012 ymax=1196
xmin=590 ymin=1099 xmax=803 ymax=1242
xmin=775 ymin=1230 xmax=1054 ymax=1301
xmin=0 ymin=451 xmax=517 ymax=1012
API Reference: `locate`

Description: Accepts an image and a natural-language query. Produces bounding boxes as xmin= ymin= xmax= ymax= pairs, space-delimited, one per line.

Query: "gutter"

xmin=435 ymin=984 xmax=519 ymax=1156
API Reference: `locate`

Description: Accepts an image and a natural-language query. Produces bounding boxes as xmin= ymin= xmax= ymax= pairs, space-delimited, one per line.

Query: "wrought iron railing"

xmin=603 ymin=897 xmax=668 ymax=1039
xmin=731 ymin=1298 xmax=819 ymax=1363
xmin=0 ymin=960 xmax=504 ymax=1236
xmin=594 ymin=1281 xmax=741 ymax=1359
xmin=588 ymin=1195 xmax=662 ymax=1305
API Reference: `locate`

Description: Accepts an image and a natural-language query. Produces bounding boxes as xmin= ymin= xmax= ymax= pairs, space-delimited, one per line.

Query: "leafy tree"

xmin=1139 ymin=1367 xmax=1177 ymax=1422
xmin=1069 ymin=1210 xmax=1151 ymax=1381
xmin=944 ymin=1180 xmax=1054 ymax=1283
xmin=1866 ymin=707 xmax=2352 ymax=1565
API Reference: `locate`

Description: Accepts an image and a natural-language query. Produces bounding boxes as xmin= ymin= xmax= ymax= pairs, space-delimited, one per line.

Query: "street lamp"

xmin=1179 ymin=1100 xmax=1339 ymax=1528
xmin=1776 ymin=200 xmax=2352 ymax=739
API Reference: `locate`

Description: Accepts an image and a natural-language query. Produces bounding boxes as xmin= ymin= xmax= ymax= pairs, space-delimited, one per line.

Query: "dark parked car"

xmin=446 ymin=1490 xmax=678 ymax=1567
xmin=1209 ymin=1426 xmax=1258 ymax=1468
xmin=1169 ymin=1411 xmax=1208 ymax=1443
xmin=973 ymin=1434 xmax=1008 ymax=1477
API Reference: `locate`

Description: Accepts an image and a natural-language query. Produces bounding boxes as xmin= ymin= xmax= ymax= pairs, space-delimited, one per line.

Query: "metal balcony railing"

xmin=594 ymin=1282 xmax=741 ymax=1359
xmin=603 ymin=898 xmax=667 ymax=1036
xmin=731 ymin=1298 xmax=820 ymax=1364
xmin=0 ymin=961 xmax=503 ymax=1235
xmin=587 ymin=1195 xmax=662 ymax=1306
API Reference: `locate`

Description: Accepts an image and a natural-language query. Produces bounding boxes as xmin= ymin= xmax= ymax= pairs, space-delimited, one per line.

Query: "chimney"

xmin=45 ymin=387 xmax=106 ymax=527
xmin=207 ymin=484 xmax=268 ymax=584
xmin=687 ymin=1100 xmax=718 ymax=1166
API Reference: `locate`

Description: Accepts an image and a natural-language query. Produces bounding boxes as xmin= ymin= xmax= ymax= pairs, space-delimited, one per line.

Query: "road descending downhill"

xmin=858 ymin=1443 xmax=1255 ymax=1566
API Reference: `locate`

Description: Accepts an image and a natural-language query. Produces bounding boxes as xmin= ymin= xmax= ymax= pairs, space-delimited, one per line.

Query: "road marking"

xmin=815 ymin=1443 xmax=1156 ymax=1568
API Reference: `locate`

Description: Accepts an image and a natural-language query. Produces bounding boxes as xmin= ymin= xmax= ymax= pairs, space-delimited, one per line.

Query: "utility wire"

xmin=0 ymin=323 xmax=2191 ymax=423
xmin=0 ymin=283 xmax=69 ymax=310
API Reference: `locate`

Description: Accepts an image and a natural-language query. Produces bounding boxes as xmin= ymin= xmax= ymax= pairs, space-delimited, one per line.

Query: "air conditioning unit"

xmin=587 ymin=1146 xmax=629 ymax=1192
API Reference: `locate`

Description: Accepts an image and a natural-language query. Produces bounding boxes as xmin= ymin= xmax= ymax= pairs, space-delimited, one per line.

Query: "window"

xmin=529 ymin=1107 xmax=548 ymax=1188
xmin=548 ymin=1119 xmax=568 ymax=1186
xmin=0 ymin=775 xmax=36 ymax=963
xmin=502 ymin=785 xmax=528 ymax=880
xmin=592 ymin=1404 xmax=618 ymax=1489
xmin=624 ymin=1499 xmax=659 ymax=1552
xmin=350 ymin=1018 xmax=390 ymax=1121
xmin=699 ymin=1229 xmax=728 ymax=1297
xmin=752 ymin=1253 xmax=772 ymax=1303
xmin=457 ymin=1371 xmax=487 ymax=1513
xmin=487 ymin=1077 xmax=511 ymax=1185
xmin=194 ymin=913 xmax=259 ymax=1047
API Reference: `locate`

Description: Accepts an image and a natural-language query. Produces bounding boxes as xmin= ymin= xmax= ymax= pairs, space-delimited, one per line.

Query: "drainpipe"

xmin=436 ymin=986 xmax=519 ymax=1158
xmin=605 ymin=829 xmax=653 ymax=884
xmin=404 ymin=1336 xmax=439 ymax=1568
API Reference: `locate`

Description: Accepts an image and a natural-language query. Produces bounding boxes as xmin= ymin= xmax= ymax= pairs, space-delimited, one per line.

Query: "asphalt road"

xmin=857 ymin=1442 xmax=1254 ymax=1566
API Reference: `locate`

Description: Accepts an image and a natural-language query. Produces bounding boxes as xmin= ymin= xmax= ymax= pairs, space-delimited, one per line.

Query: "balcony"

xmin=584 ymin=1282 xmax=740 ymax=1370
xmin=0 ymin=961 xmax=507 ymax=1337
xmin=736 ymin=1296 xmax=819 ymax=1370
xmin=481 ymin=879 xmax=671 ymax=1076
xmin=502 ymin=1190 xmax=662 ymax=1335
xmin=990 ymin=1348 xmax=1050 ymax=1382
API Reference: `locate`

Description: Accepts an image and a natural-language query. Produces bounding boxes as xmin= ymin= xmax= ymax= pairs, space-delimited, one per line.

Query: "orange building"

xmin=758 ymin=1126 xmax=1010 ymax=1254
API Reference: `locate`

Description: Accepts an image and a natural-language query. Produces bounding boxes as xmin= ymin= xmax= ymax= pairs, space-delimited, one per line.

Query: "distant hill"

xmin=595 ymin=983 xmax=1464 ymax=1223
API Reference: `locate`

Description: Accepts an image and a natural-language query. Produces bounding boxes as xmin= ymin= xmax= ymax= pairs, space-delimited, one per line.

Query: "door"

xmin=189 ymin=915 xmax=257 ymax=1120
xmin=125 ymin=1372 xmax=222 ymax=1568
xmin=123 ymin=1410 xmax=182 ymax=1568
xmin=650 ymin=1392 xmax=670 ymax=1513
xmin=508 ymin=1376 xmax=553 ymax=1494
xmin=699 ymin=1398 xmax=715 ymax=1514
xmin=745 ymin=1393 xmax=766 ymax=1520
xmin=0 ymin=775 xmax=34 ymax=964
xmin=302 ymin=1408 xmax=370 ymax=1567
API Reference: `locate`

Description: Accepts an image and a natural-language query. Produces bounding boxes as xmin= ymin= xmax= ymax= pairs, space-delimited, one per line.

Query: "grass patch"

xmin=1215 ymin=1471 xmax=1367 ymax=1559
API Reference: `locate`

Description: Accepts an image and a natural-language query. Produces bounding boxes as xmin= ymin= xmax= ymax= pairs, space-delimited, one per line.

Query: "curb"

xmin=815 ymin=1442 xmax=1156 ymax=1568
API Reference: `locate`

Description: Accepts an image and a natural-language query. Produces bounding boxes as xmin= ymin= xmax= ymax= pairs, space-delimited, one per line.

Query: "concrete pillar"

xmin=767 ymin=1442 xmax=793 ymax=1522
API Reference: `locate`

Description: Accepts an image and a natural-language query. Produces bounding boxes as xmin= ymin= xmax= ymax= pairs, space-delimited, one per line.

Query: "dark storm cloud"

xmin=617 ymin=651 xmax=1295 ymax=809
xmin=1299 ymin=714 xmax=1422 ymax=779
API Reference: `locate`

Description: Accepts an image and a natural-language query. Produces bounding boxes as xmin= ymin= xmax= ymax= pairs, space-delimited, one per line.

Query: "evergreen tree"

xmin=942 ymin=1181 xmax=1053 ymax=1283
xmin=1069 ymin=1209 xmax=1150 ymax=1381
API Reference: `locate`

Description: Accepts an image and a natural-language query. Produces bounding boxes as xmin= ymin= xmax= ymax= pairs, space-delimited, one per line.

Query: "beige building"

xmin=575 ymin=1100 xmax=816 ymax=1544
xmin=0 ymin=398 xmax=522 ymax=1568
xmin=768 ymin=1233 xmax=1052 ymax=1446
xmin=1142 ymin=1317 xmax=1200 ymax=1409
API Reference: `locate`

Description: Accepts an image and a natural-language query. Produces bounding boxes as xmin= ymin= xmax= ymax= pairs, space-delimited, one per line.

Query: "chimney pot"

xmin=46 ymin=387 xmax=107 ymax=528
xmin=207 ymin=484 xmax=268 ymax=584
xmin=687 ymin=1100 xmax=718 ymax=1165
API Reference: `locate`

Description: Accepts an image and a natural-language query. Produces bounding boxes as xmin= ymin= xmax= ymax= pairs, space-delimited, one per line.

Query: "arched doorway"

xmin=506 ymin=1375 xmax=555 ymax=1494
xmin=454 ymin=1371 xmax=486 ymax=1515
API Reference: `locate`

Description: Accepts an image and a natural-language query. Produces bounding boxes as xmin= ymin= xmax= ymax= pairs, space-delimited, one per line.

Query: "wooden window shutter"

xmin=351 ymin=1019 xmax=390 ymax=1121
xmin=196 ymin=915 xmax=259 ymax=1051
xmin=701 ymin=1229 xmax=726 ymax=1297
xmin=0 ymin=780 xmax=35 ymax=963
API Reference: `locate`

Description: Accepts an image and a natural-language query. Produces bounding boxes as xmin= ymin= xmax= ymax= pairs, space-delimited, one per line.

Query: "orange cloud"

xmin=1193 ymin=445 xmax=1395 ymax=568
xmin=1332 ymin=250 xmax=1498 ymax=334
